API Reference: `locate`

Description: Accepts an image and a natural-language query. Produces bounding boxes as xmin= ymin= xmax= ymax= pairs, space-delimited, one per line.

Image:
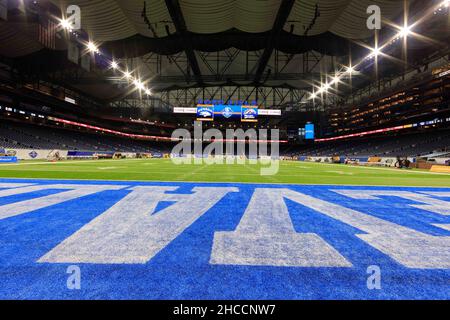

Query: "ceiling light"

xmin=59 ymin=18 xmax=72 ymax=31
xmin=87 ymin=42 xmax=98 ymax=53
xmin=398 ymin=25 xmax=411 ymax=38
xmin=123 ymin=71 xmax=132 ymax=79
xmin=133 ymin=79 xmax=145 ymax=90
xmin=332 ymin=76 xmax=340 ymax=84
xmin=370 ymin=47 xmax=381 ymax=58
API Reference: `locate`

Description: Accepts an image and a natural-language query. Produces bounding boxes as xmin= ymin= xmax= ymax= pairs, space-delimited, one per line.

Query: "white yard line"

xmin=302 ymin=162 xmax=450 ymax=176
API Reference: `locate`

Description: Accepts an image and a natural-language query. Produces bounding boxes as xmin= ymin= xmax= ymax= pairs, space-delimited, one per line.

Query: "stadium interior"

xmin=0 ymin=0 xmax=449 ymax=302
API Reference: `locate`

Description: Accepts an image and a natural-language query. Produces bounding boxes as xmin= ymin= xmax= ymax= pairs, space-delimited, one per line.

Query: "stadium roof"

xmin=0 ymin=0 xmax=448 ymax=107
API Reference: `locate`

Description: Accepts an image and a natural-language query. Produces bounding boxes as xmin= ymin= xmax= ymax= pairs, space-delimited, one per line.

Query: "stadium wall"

xmin=2 ymin=148 xmax=68 ymax=160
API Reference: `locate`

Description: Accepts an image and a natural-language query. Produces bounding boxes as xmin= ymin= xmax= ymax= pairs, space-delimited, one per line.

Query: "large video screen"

xmin=305 ymin=123 xmax=315 ymax=140
xmin=196 ymin=104 xmax=258 ymax=122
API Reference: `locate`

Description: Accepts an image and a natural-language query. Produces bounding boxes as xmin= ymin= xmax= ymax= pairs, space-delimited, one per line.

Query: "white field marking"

xmin=1 ymin=175 xmax=450 ymax=188
xmin=210 ymin=188 xmax=351 ymax=267
xmin=432 ymin=224 xmax=450 ymax=231
xmin=326 ymin=170 xmax=354 ymax=175
xmin=0 ymin=184 xmax=55 ymax=198
xmin=97 ymin=167 xmax=119 ymax=170
xmin=0 ymin=183 xmax=34 ymax=189
xmin=419 ymin=191 xmax=450 ymax=197
xmin=0 ymin=184 xmax=126 ymax=220
xmin=2 ymin=158 xmax=448 ymax=175
xmin=0 ymin=158 xmax=156 ymax=166
xmin=39 ymin=186 xmax=238 ymax=264
xmin=433 ymin=223 xmax=450 ymax=231
xmin=334 ymin=190 xmax=450 ymax=216
xmin=277 ymin=189 xmax=449 ymax=268
xmin=302 ymin=162 xmax=450 ymax=176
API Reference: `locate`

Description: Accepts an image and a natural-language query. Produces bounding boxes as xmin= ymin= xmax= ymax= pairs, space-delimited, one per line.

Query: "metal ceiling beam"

xmin=165 ymin=0 xmax=203 ymax=85
xmin=253 ymin=0 xmax=295 ymax=84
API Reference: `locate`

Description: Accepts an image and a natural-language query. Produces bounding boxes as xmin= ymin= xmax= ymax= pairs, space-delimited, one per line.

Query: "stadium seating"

xmin=1 ymin=120 xmax=449 ymax=159
xmin=0 ymin=120 xmax=167 ymax=154
xmin=290 ymin=130 xmax=450 ymax=158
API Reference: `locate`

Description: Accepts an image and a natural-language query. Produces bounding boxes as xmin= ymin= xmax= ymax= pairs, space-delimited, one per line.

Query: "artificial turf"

xmin=0 ymin=158 xmax=449 ymax=187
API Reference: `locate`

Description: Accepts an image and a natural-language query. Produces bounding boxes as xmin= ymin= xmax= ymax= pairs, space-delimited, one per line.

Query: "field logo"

xmin=171 ymin=121 xmax=279 ymax=175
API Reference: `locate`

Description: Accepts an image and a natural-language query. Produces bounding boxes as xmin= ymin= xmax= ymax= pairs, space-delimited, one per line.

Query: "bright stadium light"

xmin=310 ymin=92 xmax=316 ymax=99
xmin=111 ymin=61 xmax=118 ymax=69
xmin=59 ymin=18 xmax=72 ymax=31
xmin=133 ymin=79 xmax=145 ymax=91
xmin=331 ymin=75 xmax=340 ymax=84
xmin=87 ymin=42 xmax=98 ymax=53
xmin=346 ymin=66 xmax=354 ymax=74
xmin=145 ymin=88 xmax=151 ymax=95
xmin=123 ymin=70 xmax=132 ymax=79
xmin=370 ymin=47 xmax=381 ymax=58
xmin=398 ymin=25 xmax=412 ymax=38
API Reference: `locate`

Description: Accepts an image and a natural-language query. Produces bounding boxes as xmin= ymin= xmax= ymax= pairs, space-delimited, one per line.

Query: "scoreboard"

xmin=173 ymin=104 xmax=281 ymax=122
xmin=196 ymin=104 xmax=258 ymax=122
xmin=298 ymin=123 xmax=315 ymax=140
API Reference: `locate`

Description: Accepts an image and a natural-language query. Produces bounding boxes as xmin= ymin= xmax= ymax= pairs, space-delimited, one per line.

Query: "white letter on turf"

xmin=210 ymin=188 xmax=352 ymax=267
xmin=0 ymin=184 xmax=125 ymax=220
xmin=40 ymin=186 xmax=238 ymax=264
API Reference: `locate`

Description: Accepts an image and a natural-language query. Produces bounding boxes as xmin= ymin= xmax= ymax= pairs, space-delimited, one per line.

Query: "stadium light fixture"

xmin=145 ymin=88 xmax=151 ymax=95
xmin=111 ymin=61 xmax=119 ymax=69
xmin=133 ymin=79 xmax=145 ymax=91
xmin=59 ymin=18 xmax=72 ymax=31
xmin=310 ymin=92 xmax=316 ymax=99
xmin=398 ymin=25 xmax=412 ymax=38
xmin=346 ymin=66 xmax=354 ymax=74
xmin=123 ymin=70 xmax=132 ymax=79
xmin=87 ymin=42 xmax=99 ymax=53
xmin=331 ymin=75 xmax=340 ymax=84
xmin=369 ymin=47 xmax=381 ymax=58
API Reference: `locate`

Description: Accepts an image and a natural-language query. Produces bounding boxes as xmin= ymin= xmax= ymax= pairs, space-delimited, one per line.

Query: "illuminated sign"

xmin=241 ymin=106 xmax=258 ymax=122
xmin=305 ymin=124 xmax=315 ymax=140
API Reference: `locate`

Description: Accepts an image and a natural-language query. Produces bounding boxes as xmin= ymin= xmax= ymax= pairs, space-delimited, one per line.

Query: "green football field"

xmin=0 ymin=158 xmax=449 ymax=186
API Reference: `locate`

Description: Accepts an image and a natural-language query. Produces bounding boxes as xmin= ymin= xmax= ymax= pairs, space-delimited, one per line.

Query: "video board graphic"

xmin=196 ymin=104 xmax=259 ymax=122
xmin=196 ymin=105 xmax=214 ymax=121
xmin=305 ymin=123 xmax=315 ymax=140
xmin=241 ymin=106 xmax=258 ymax=122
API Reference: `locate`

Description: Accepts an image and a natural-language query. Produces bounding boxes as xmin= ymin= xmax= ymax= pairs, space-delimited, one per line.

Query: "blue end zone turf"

xmin=0 ymin=178 xmax=449 ymax=300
